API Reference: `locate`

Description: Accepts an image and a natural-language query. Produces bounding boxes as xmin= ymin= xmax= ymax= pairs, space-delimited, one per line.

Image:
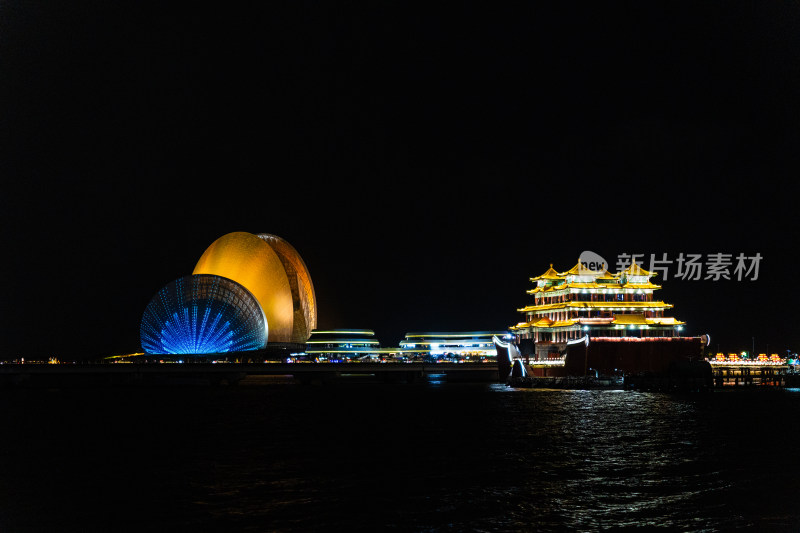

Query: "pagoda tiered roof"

xmin=518 ymin=301 xmax=674 ymax=313
xmin=530 ymin=264 xmax=565 ymax=281
xmin=527 ymin=280 xmax=661 ymax=294
xmin=562 ymin=263 xmax=586 ymax=275
xmin=560 ymin=262 xmax=606 ymax=276
xmin=512 ymin=313 xmax=684 ymax=330
xmin=530 ymin=261 xmax=657 ymax=286
xmin=621 ymin=282 xmax=661 ymax=289
xmin=514 ymin=318 xmax=577 ymax=329
xmin=646 ymin=317 xmax=684 ymax=325
xmin=515 ymin=260 xmax=685 ymax=334
xmin=620 ymin=261 xmax=655 ymax=277
xmin=596 ymin=269 xmax=618 ymax=280
xmin=612 ymin=313 xmax=650 ymax=325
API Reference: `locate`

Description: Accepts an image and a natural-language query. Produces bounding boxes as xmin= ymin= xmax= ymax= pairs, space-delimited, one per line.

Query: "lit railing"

xmin=587 ymin=337 xmax=694 ymax=342
xmin=527 ymin=359 xmax=566 ymax=366
xmin=710 ymin=353 xmax=786 ymax=365
xmin=708 ymin=360 xmax=785 ymax=366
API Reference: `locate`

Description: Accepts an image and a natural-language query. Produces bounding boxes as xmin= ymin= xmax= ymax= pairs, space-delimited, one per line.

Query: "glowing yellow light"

xmin=193 ymin=232 xmax=294 ymax=343
xmin=257 ymin=233 xmax=317 ymax=342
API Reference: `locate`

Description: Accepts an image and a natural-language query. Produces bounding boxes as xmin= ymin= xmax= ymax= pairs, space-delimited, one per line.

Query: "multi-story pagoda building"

xmin=512 ymin=261 xmax=686 ymax=360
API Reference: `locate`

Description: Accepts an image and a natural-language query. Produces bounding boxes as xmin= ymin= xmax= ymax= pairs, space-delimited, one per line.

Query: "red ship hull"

xmin=564 ymin=336 xmax=704 ymax=376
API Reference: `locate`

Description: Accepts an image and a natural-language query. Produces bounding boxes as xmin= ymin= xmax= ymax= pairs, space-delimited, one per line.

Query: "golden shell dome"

xmin=256 ymin=233 xmax=317 ymax=342
xmin=193 ymin=232 xmax=294 ymax=343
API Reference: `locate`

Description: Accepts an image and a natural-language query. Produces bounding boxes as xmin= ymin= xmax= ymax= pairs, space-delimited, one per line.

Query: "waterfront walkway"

xmin=0 ymin=362 xmax=500 ymax=386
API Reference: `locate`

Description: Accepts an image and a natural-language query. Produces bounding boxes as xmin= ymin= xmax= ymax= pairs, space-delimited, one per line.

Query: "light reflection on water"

xmin=1 ymin=381 xmax=798 ymax=532
xmin=491 ymin=390 xmax=732 ymax=531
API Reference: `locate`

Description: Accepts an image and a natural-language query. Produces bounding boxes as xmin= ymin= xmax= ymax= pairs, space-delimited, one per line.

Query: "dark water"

xmin=1 ymin=377 xmax=799 ymax=532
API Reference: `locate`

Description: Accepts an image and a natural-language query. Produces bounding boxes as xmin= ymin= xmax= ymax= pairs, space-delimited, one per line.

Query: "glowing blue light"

xmin=140 ymin=274 xmax=267 ymax=355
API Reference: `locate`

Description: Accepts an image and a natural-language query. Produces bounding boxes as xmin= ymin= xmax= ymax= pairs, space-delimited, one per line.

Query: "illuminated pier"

xmin=709 ymin=353 xmax=789 ymax=386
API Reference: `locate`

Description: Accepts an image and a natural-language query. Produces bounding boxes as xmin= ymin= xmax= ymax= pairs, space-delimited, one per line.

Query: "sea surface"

xmin=1 ymin=376 xmax=799 ymax=532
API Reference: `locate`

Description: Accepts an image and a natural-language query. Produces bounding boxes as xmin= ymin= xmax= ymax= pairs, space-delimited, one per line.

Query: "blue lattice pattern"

xmin=140 ymin=275 xmax=268 ymax=354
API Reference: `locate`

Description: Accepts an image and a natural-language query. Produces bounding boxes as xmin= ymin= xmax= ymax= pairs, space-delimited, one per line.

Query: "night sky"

xmin=2 ymin=2 xmax=799 ymax=359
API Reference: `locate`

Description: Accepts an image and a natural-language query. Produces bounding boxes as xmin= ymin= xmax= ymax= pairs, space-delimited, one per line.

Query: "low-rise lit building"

xmin=399 ymin=331 xmax=510 ymax=362
xmin=302 ymin=329 xmax=402 ymax=362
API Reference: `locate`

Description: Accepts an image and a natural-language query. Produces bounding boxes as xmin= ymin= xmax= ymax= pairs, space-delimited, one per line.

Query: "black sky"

xmin=1 ymin=2 xmax=799 ymax=359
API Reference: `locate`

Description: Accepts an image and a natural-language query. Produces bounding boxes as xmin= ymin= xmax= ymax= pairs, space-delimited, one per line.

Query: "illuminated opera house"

xmin=140 ymin=232 xmax=316 ymax=355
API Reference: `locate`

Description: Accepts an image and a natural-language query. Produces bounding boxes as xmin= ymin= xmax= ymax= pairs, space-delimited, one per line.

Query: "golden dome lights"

xmin=141 ymin=231 xmax=317 ymax=354
xmin=256 ymin=234 xmax=317 ymax=342
xmin=192 ymin=231 xmax=317 ymax=344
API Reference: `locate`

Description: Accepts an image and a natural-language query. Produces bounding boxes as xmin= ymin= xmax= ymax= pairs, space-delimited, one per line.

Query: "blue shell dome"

xmin=140 ymin=274 xmax=268 ymax=354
